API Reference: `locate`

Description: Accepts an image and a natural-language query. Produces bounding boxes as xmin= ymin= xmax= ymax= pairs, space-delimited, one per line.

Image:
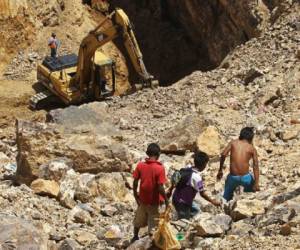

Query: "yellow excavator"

xmin=30 ymin=8 xmax=155 ymax=109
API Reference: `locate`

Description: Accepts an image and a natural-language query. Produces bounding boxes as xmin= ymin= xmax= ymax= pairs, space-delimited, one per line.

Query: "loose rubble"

xmin=0 ymin=0 xmax=299 ymax=249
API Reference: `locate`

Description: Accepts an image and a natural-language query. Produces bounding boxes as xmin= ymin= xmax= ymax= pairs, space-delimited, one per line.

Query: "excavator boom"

xmin=74 ymin=8 xmax=153 ymax=94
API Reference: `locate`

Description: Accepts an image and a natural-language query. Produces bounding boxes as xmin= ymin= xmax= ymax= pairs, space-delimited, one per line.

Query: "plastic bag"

xmin=153 ymin=206 xmax=181 ymax=250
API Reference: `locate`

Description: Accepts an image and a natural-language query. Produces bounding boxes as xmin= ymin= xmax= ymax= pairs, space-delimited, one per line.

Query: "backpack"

xmin=171 ymin=167 xmax=193 ymax=189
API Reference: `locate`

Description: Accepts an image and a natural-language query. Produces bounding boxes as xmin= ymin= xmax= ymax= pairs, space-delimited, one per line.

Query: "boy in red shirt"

xmin=131 ymin=143 xmax=168 ymax=243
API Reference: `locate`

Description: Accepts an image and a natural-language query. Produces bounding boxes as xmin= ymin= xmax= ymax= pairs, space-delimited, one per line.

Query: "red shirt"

xmin=133 ymin=159 xmax=166 ymax=205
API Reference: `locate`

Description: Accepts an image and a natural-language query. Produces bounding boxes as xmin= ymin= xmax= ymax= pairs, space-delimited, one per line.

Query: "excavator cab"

xmin=91 ymin=51 xmax=116 ymax=100
xmin=31 ymin=51 xmax=115 ymax=109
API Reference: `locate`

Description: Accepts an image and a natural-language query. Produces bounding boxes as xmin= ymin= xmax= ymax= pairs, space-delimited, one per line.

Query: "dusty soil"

xmin=0 ymin=73 xmax=45 ymax=138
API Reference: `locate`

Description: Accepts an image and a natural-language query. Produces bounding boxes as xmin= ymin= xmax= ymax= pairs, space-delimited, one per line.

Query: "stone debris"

xmin=15 ymin=120 xmax=133 ymax=185
xmin=0 ymin=214 xmax=48 ymax=249
xmin=0 ymin=0 xmax=299 ymax=249
xmin=193 ymin=213 xmax=232 ymax=237
xmin=196 ymin=126 xmax=225 ymax=158
xmin=30 ymin=178 xmax=60 ymax=198
xmin=160 ymin=114 xmax=207 ymax=151
xmin=231 ymin=198 xmax=266 ymax=221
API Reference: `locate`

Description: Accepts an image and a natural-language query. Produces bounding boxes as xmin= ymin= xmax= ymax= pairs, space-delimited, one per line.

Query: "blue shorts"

xmin=223 ymin=173 xmax=254 ymax=201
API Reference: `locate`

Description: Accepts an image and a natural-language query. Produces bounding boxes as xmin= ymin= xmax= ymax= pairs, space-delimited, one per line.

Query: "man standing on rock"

xmin=131 ymin=143 xmax=168 ymax=243
xmin=217 ymin=127 xmax=260 ymax=201
xmin=48 ymin=33 xmax=59 ymax=58
xmin=168 ymin=150 xmax=220 ymax=220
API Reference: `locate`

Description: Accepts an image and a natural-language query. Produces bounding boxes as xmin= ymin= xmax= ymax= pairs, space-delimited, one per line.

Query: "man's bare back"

xmin=217 ymin=127 xmax=260 ymax=192
xmin=229 ymin=139 xmax=256 ymax=175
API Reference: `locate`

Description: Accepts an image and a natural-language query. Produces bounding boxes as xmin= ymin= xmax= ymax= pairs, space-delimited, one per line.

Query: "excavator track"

xmin=29 ymin=90 xmax=54 ymax=110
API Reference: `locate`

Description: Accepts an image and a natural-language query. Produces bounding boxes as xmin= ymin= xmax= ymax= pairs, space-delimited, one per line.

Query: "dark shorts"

xmin=223 ymin=173 xmax=254 ymax=201
xmin=173 ymin=201 xmax=200 ymax=220
xmin=51 ymin=48 xmax=57 ymax=58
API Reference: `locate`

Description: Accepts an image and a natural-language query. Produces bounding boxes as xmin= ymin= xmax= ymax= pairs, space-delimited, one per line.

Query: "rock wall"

xmin=16 ymin=114 xmax=133 ymax=185
xmin=0 ymin=0 xmax=28 ymax=18
xmin=0 ymin=0 xmax=64 ymax=69
xmin=110 ymin=0 xmax=272 ymax=85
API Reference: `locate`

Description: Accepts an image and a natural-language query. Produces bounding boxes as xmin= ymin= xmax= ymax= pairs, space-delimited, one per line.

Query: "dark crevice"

xmin=82 ymin=0 xmax=92 ymax=5
xmin=91 ymin=1 xmax=265 ymax=86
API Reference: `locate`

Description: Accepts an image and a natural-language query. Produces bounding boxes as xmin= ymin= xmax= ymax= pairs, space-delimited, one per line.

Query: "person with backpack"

xmin=131 ymin=143 xmax=168 ymax=243
xmin=168 ymin=151 xmax=220 ymax=220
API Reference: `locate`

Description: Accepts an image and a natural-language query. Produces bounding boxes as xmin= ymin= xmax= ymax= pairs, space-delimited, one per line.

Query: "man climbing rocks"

xmin=131 ymin=143 xmax=168 ymax=242
xmin=217 ymin=127 xmax=260 ymax=201
xmin=48 ymin=33 xmax=59 ymax=58
xmin=168 ymin=151 xmax=220 ymax=220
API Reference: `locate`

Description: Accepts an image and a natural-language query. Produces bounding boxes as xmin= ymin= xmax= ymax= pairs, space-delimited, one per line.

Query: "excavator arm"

xmin=72 ymin=8 xmax=153 ymax=94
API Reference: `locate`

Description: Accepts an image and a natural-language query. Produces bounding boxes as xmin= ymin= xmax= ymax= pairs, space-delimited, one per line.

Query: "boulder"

xmin=59 ymin=170 xmax=79 ymax=209
xmin=58 ymin=238 xmax=82 ymax=250
xmin=65 ymin=134 xmax=132 ymax=174
xmin=280 ymin=126 xmax=300 ymax=141
xmin=231 ymin=199 xmax=266 ymax=221
xmin=214 ymin=214 xmax=232 ymax=231
xmin=194 ymin=237 xmax=221 ymax=249
xmin=229 ymin=220 xmax=254 ymax=236
xmin=96 ymin=173 xmax=133 ymax=202
xmin=0 ymin=214 xmax=48 ymax=249
xmin=194 ymin=213 xmax=232 ymax=237
xmin=126 ymin=236 xmax=153 ymax=250
xmin=60 ymin=171 xmax=131 ymax=205
xmin=160 ymin=114 xmax=207 ymax=151
xmin=48 ymin=102 xmax=115 ymax=135
xmin=103 ymin=225 xmax=124 ymax=246
xmin=74 ymin=173 xmax=98 ymax=203
xmin=16 ymin=120 xmax=132 ymax=185
xmin=60 ymin=190 xmax=77 ymax=209
xmin=69 ymin=206 xmax=92 ymax=225
xmin=39 ymin=158 xmax=73 ymax=182
xmin=72 ymin=230 xmax=97 ymax=246
xmin=30 ymin=178 xmax=60 ymax=198
xmin=101 ymin=204 xmax=118 ymax=217
xmin=196 ymin=126 xmax=224 ymax=157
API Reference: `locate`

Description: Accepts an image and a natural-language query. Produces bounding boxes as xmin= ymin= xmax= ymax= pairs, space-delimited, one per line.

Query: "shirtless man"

xmin=217 ymin=127 xmax=259 ymax=201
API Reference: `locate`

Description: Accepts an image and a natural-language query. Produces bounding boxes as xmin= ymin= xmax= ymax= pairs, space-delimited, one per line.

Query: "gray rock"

xmin=39 ymin=158 xmax=73 ymax=182
xmin=69 ymin=206 xmax=92 ymax=225
xmin=160 ymin=114 xmax=207 ymax=151
xmin=194 ymin=237 xmax=221 ymax=249
xmin=16 ymin=120 xmax=133 ymax=185
xmin=194 ymin=213 xmax=231 ymax=237
xmin=101 ymin=204 xmax=118 ymax=217
xmin=230 ymin=199 xmax=266 ymax=221
xmin=229 ymin=220 xmax=255 ymax=236
xmin=58 ymin=239 xmax=82 ymax=250
xmin=0 ymin=214 xmax=48 ymax=249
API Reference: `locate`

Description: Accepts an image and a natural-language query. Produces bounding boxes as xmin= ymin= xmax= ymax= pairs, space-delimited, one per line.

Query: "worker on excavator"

xmin=48 ymin=33 xmax=59 ymax=58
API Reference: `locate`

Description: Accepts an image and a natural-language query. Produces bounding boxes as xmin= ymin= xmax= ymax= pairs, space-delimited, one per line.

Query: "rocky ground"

xmin=0 ymin=0 xmax=299 ymax=249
